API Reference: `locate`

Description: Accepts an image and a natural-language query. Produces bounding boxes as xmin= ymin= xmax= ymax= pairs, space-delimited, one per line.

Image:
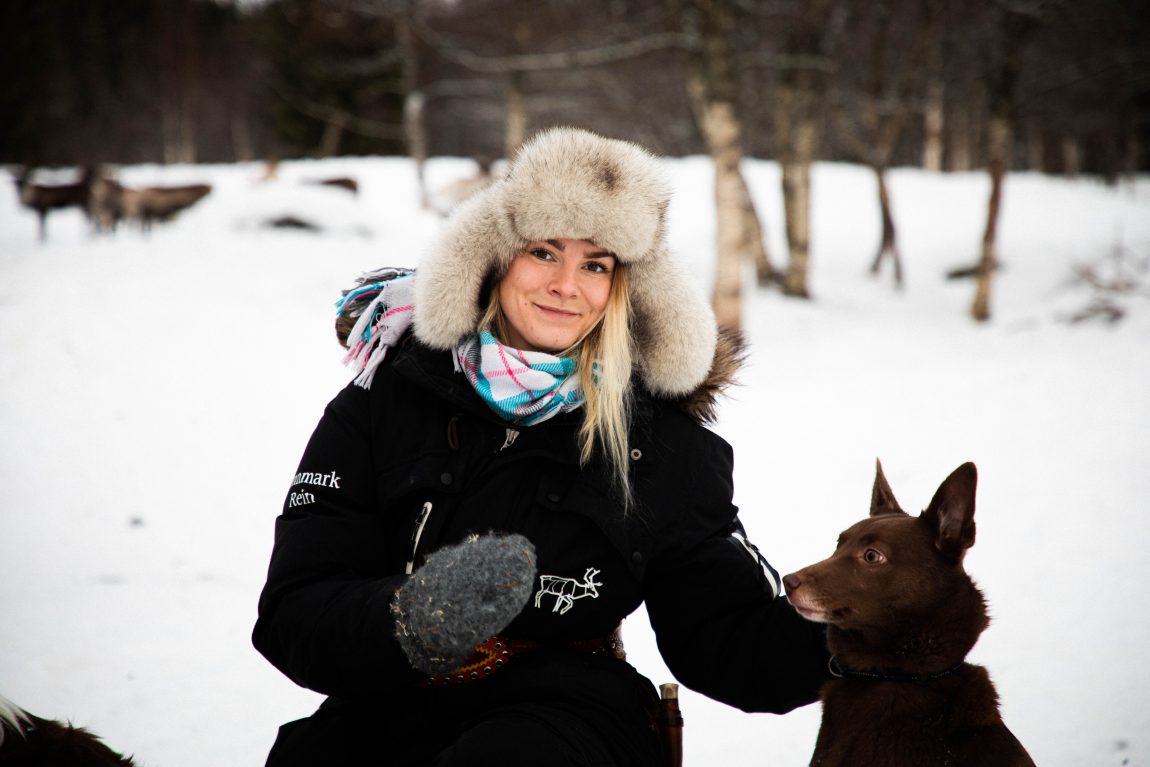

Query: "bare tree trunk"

xmin=923 ymin=78 xmax=945 ymax=172
xmin=699 ymin=96 xmax=747 ymax=329
xmin=505 ymin=13 xmax=531 ymax=159
xmin=780 ymin=149 xmax=813 ymax=297
xmin=161 ymin=103 xmax=196 ymax=164
xmin=777 ymin=80 xmax=817 ymax=298
xmin=1025 ymin=122 xmax=1044 ymax=172
xmin=921 ymin=0 xmax=945 ymax=171
xmin=972 ymin=116 xmax=1008 ymax=321
xmin=230 ymin=113 xmax=254 ymax=163
xmin=774 ymin=0 xmax=843 ymax=300
xmin=870 ymin=164 xmax=903 ymax=287
xmin=317 ymin=109 xmax=347 ymax=157
xmin=162 ymin=106 xmax=179 ymax=165
xmin=971 ymin=7 xmax=1037 ymax=322
xmin=157 ymin=0 xmax=198 ymax=165
xmin=1061 ymin=136 xmax=1080 ymax=178
xmin=682 ymin=0 xmax=772 ymax=330
xmin=735 ymin=171 xmax=776 ymax=286
xmin=1121 ymin=128 xmax=1139 ymax=181
xmin=397 ymin=7 xmax=430 ymax=209
xmin=947 ymin=108 xmax=971 ymax=172
xmin=178 ymin=80 xmax=197 ymax=164
xmin=505 ymin=70 xmax=528 ymax=160
xmin=405 ymin=92 xmax=429 ymax=208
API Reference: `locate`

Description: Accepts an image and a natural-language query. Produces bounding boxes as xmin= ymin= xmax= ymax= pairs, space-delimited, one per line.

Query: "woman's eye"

xmin=585 ymin=261 xmax=611 ymax=274
xmin=530 ymin=248 xmax=554 ymax=260
xmin=863 ymin=549 xmax=885 ymax=564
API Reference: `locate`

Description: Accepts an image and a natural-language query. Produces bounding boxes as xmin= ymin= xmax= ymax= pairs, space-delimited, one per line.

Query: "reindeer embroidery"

xmin=534 ymin=567 xmax=602 ymax=615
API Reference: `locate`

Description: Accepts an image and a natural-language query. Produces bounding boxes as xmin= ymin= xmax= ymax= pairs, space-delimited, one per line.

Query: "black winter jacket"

xmin=253 ymin=335 xmax=829 ymax=740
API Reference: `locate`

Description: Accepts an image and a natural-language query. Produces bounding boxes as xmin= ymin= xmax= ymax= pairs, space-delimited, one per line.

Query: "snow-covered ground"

xmin=2 ymin=153 xmax=1148 ymax=766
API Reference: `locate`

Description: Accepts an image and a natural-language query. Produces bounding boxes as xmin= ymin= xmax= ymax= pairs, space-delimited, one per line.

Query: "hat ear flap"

xmin=414 ymin=184 xmax=519 ymax=349
xmin=629 ymin=251 xmax=717 ymax=397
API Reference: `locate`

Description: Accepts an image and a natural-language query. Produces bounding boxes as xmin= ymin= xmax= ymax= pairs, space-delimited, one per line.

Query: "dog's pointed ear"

xmin=923 ymin=462 xmax=978 ymax=559
xmin=870 ymin=459 xmax=906 ymax=517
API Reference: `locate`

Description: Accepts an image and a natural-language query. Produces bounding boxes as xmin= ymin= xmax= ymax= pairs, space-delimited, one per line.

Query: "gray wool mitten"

xmin=392 ymin=533 xmax=537 ymax=675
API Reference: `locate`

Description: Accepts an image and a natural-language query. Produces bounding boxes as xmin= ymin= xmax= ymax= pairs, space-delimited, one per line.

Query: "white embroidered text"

xmin=292 ymin=470 xmax=342 ymax=489
xmin=288 ymin=490 xmax=316 ymax=508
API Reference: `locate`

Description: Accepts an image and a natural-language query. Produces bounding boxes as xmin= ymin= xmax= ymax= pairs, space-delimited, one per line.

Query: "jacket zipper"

xmin=405 ymin=501 xmax=433 ymax=575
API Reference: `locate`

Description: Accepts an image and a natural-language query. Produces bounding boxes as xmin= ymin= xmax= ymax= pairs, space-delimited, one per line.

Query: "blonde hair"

xmin=481 ymin=265 xmax=635 ymax=504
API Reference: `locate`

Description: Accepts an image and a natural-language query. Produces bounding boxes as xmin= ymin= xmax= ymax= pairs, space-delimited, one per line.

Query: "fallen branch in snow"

xmin=1060 ymin=238 xmax=1149 ymax=324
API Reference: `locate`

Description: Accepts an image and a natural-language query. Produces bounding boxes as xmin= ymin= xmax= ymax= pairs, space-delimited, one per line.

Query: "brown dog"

xmin=784 ymin=461 xmax=1034 ymax=767
xmin=0 ymin=696 xmax=136 ymax=767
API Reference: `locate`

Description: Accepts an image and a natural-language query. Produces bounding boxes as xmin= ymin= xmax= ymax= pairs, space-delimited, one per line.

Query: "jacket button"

xmin=631 ymin=551 xmax=643 ymax=565
xmin=440 ymin=472 xmax=453 ymax=486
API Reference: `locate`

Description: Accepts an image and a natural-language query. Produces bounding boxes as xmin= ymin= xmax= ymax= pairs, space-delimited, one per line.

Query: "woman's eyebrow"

xmin=544 ymin=239 xmax=612 ymax=260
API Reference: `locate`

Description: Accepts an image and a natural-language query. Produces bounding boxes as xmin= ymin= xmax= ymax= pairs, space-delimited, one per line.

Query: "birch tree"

xmin=680 ymin=0 xmax=774 ymax=330
xmin=970 ymin=1 xmax=1041 ymax=322
xmin=773 ymin=1 xmax=845 ymax=298
xmin=832 ymin=0 xmax=924 ymax=288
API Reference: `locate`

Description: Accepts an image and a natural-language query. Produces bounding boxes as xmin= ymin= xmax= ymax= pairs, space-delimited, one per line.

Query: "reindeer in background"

xmin=88 ymin=178 xmax=213 ymax=234
xmin=122 ymin=184 xmax=213 ymax=232
xmin=12 ymin=166 xmax=99 ymax=242
xmin=12 ymin=166 xmax=211 ymax=239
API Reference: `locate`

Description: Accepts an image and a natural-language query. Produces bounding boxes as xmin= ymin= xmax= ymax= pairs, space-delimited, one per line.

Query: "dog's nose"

xmin=783 ymin=573 xmax=801 ymax=593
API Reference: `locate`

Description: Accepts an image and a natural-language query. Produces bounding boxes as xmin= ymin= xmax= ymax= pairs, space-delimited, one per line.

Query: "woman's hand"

xmin=391 ymin=533 xmax=537 ymax=675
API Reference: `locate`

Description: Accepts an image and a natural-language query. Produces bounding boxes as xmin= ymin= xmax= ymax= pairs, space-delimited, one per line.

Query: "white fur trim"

xmin=414 ymin=127 xmax=716 ymax=397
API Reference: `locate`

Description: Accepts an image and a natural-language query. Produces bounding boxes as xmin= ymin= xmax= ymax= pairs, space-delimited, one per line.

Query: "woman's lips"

xmin=534 ymin=303 xmax=579 ymax=319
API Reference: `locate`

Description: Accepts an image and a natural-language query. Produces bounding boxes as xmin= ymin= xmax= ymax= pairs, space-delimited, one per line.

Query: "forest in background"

xmin=5 ymin=0 xmax=1150 ymax=324
xmin=3 ymin=0 xmax=1148 ymax=177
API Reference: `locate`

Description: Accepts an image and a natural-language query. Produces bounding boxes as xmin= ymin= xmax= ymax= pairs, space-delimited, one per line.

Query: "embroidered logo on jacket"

xmin=291 ymin=470 xmax=342 ymax=489
xmin=287 ymin=470 xmax=342 ymax=509
xmin=534 ymin=567 xmax=601 ymax=615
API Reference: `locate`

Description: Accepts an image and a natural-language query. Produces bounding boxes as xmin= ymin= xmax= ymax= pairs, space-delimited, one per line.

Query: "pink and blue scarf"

xmin=336 ymin=271 xmax=584 ymax=426
xmin=453 ymin=330 xmax=584 ymax=426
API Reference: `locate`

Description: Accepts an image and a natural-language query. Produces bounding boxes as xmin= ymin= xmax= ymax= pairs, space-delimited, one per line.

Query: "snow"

xmin=2 ymin=154 xmax=1148 ymax=766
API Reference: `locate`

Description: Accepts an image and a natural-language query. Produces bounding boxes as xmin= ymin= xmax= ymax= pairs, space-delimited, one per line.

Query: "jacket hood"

xmin=412 ymin=127 xmax=718 ymax=399
xmin=672 ymin=327 xmax=746 ymax=424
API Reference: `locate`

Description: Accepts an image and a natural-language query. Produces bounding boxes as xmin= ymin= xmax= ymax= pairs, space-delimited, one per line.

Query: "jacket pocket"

xmin=374 ymin=455 xmax=449 ymax=572
xmin=535 ymin=471 xmax=653 ymax=583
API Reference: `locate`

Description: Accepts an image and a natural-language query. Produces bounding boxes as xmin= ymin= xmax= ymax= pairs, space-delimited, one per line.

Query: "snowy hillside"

xmin=2 ymin=154 xmax=1148 ymax=767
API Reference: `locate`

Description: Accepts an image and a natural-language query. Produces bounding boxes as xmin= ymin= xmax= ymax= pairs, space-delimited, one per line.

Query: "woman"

xmin=253 ymin=127 xmax=829 ymax=766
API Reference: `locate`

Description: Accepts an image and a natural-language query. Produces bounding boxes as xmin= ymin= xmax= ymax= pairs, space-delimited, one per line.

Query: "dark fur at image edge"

xmin=0 ymin=704 xmax=137 ymax=767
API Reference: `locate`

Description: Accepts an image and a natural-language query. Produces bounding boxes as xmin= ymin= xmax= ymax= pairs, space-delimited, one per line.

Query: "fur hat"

xmin=413 ymin=127 xmax=718 ymax=398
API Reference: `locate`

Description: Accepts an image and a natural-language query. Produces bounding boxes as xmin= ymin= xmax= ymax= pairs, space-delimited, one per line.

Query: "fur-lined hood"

xmin=413 ymin=127 xmax=718 ymax=400
xmin=673 ymin=327 xmax=745 ymax=424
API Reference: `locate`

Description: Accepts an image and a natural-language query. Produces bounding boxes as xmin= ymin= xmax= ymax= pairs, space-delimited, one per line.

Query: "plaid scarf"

xmin=336 ymin=272 xmax=584 ymax=426
xmin=454 ymin=330 xmax=584 ymax=426
xmin=336 ymin=268 xmax=417 ymax=389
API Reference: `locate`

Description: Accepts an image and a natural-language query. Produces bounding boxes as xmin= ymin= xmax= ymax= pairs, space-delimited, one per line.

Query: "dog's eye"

xmin=863 ymin=548 xmax=886 ymax=564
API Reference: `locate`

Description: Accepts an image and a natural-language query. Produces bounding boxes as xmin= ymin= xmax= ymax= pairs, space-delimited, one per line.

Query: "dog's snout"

xmin=783 ymin=573 xmax=801 ymax=593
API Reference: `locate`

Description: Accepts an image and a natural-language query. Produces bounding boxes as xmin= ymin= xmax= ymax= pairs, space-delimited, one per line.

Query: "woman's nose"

xmin=547 ymin=264 xmax=579 ymax=297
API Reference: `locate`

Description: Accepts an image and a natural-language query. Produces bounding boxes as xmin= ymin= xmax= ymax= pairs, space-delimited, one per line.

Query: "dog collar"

xmin=828 ymin=656 xmax=966 ymax=683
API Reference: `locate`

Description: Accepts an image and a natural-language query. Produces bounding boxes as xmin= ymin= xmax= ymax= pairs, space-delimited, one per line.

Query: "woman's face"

xmin=497 ymin=238 xmax=616 ymax=353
